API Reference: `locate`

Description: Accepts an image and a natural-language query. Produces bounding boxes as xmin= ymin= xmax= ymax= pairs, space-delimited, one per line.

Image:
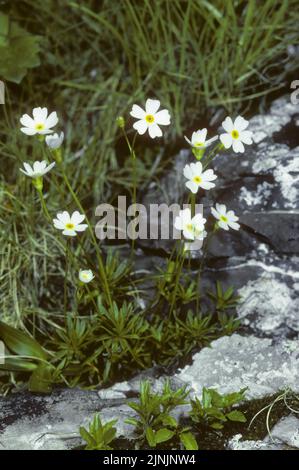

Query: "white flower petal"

xmin=216 ymin=203 xmax=227 ymax=215
xmin=183 ymin=164 xmax=193 ymax=179
xmin=23 ymin=162 xmax=33 ymax=175
xmin=79 ymin=269 xmax=94 ymax=283
xmin=211 ymin=207 xmax=220 ymax=219
xmin=193 ymin=129 xmax=207 ymax=144
xmin=53 ymin=219 xmax=66 ymax=229
xmin=222 ymin=117 xmax=234 ymax=133
xmin=193 ymin=161 xmax=203 ymax=174
xmin=218 ymin=220 xmax=229 ymax=230
xmin=130 ymin=104 xmax=146 ymax=119
xmin=192 ymin=214 xmax=206 ymax=227
xmin=33 ymin=107 xmax=48 ymax=122
xmin=226 ymin=210 xmax=238 ymax=221
xmin=75 ymin=224 xmax=88 ymax=232
xmin=203 ymin=169 xmax=217 ymax=181
xmin=180 ymin=208 xmax=192 ymax=224
xmin=62 ymin=229 xmax=77 ymax=237
xmin=184 ymin=135 xmax=192 ymax=146
xmin=133 ymin=119 xmax=148 ymax=135
xmin=183 ymin=228 xmax=194 ymax=240
xmin=33 ymin=161 xmax=42 ymax=173
xmin=20 ymin=114 xmax=35 ymax=128
xmin=46 ymin=132 xmax=64 ymax=149
xmin=232 ymin=140 xmax=245 ymax=153
xmin=229 ymin=221 xmax=240 ymax=230
xmin=200 ymin=181 xmax=216 ymax=190
xmin=45 ymin=111 xmax=58 ymax=129
xmin=154 ymin=109 xmax=171 ymax=125
xmin=174 ymin=216 xmax=184 ymax=230
xmin=220 ymin=133 xmax=233 ymax=149
xmin=38 ymin=129 xmax=54 ymax=135
xmin=56 ymin=211 xmax=71 ymax=223
xmin=71 ymin=211 xmax=85 ymax=225
xmin=239 ymin=130 xmax=253 ymax=145
xmin=145 ymin=99 xmax=160 ymax=114
xmin=234 ymin=116 xmax=249 ymax=131
xmin=20 ymin=127 xmax=37 ymax=135
xmin=148 ymin=123 xmax=162 ymax=138
xmin=186 ymin=181 xmax=198 ymax=194
xmin=205 ymin=135 xmax=218 ymax=147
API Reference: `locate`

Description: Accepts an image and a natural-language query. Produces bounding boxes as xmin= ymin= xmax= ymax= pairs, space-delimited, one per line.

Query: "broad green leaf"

xmin=146 ymin=427 xmax=156 ymax=447
xmin=210 ymin=422 xmax=224 ymax=430
xmin=0 ymin=12 xmax=9 ymax=46
xmin=104 ymin=427 xmax=117 ymax=445
xmin=162 ymin=415 xmax=178 ymax=428
xmin=79 ymin=427 xmax=96 ymax=446
xmin=0 ymin=321 xmax=47 ymax=360
xmin=207 ymin=407 xmax=226 ymax=421
xmin=0 ymin=14 xmax=41 ymax=83
xmin=180 ymin=432 xmax=199 ymax=450
xmin=226 ymin=410 xmax=247 ymax=423
xmin=154 ymin=428 xmax=174 ymax=444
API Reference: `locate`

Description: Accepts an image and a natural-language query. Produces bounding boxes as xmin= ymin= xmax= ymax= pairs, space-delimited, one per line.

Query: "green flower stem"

xmin=60 ymin=166 xmax=113 ymax=309
xmin=190 ymin=193 xmax=196 ymax=217
xmin=64 ymin=240 xmax=70 ymax=319
xmin=203 ymin=143 xmax=224 ymax=169
xmin=169 ymin=241 xmax=185 ymax=315
xmin=122 ymin=129 xmax=138 ymax=254
xmin=196 ymin=226 xmax=218 ymax=311
xmin=36 ymin=187 xmax=52 ymax=222
xmin=85 ymin=283 xmax=101 ymax=315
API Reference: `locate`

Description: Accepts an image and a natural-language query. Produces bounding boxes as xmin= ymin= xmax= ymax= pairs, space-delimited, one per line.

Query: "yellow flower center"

xmin=194 ymin=142 xmax=204 ymax=147
xmin=186 ymin=223 xmax=193 ymax=231
xmin=145 ymin=114 xmax=155 ymax=123
xmin=220 ymin=215 xmax=228 ymax=222
xmin=35 ymin=123 xmax=45 ymax=131
xmin=231 ymin=129 xmax=239 ymax=139
xmin=193 ymin=176 xmax=202 ymax=184
xmin=65 ymin=223 xmax=75 ymax=229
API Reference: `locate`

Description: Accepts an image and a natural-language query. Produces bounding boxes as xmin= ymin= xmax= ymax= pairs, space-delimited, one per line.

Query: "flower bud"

xmin=116 ymin=116 xmax=125 ymax=129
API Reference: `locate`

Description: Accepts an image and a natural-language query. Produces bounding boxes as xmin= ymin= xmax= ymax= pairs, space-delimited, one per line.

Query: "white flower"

xmin=211 ymin=203 xmax=240 ymax=231
xmin=220 ymin=116 xmax=253 ymax=153
xmin=53 ymin=211 xmax=88 ymax=237
xmin=130 ymin=98 xmax=171 ymax=138
xmin=184 ymin=129 xmax=218 ymax=148
xmin=79 ymin=269 xmax=94 ymax=283
xmin=19 ymin=160 xmax=56 ymax=178
xmin=174 ymin=208 xmax=207 ymax=241
xmin=45 ymin=132 xmax=64 ymax=149
xmin=20 ymin=107 xmax=58 ymax=135
xmin=183 ymin=161 xmax=217 ymax=193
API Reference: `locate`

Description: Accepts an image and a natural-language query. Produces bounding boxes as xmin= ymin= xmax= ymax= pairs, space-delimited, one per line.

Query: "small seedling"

xmin=190 ymin=387 xmax=247 ymax=430
xmin=80 ymin=414 xmax=118 ymax=450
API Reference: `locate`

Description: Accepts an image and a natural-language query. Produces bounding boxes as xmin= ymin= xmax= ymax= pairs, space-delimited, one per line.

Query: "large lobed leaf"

xmin=0 ymin=12 xmax=41 ymax=83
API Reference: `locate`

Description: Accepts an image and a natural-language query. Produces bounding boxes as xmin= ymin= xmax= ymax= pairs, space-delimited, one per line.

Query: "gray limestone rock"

xmin=0 ymin=388 xmax=135 ymax=450
xmin=228 ymin=415 xmax=299 ymax=450
xmin=176 ymin=334 xmax=299 ymax=400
